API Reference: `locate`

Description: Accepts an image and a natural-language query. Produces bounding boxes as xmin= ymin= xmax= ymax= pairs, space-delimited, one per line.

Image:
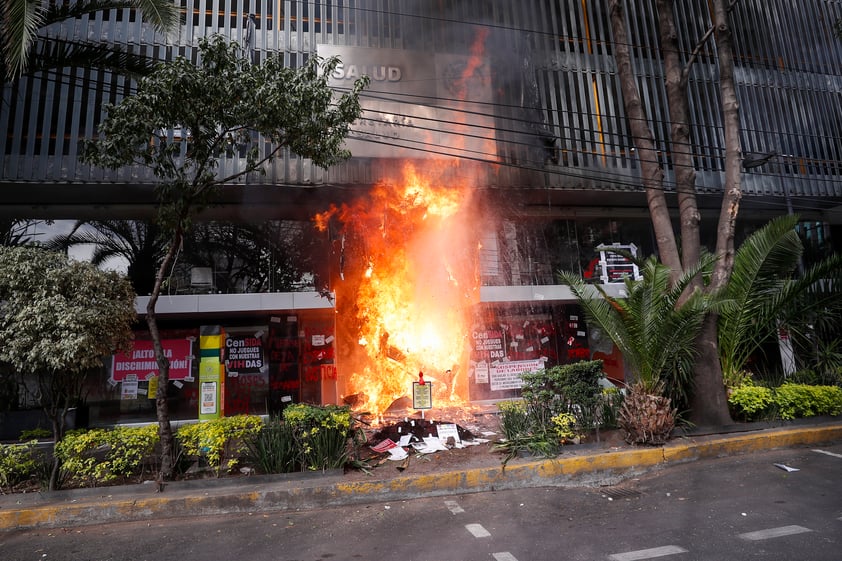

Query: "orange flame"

xmin=315 ymin=161 xmax=480 ymax=415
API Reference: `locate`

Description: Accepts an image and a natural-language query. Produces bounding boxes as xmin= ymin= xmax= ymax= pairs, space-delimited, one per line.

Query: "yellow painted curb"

xmin=2 ymin=422 xmax=841 ymax=531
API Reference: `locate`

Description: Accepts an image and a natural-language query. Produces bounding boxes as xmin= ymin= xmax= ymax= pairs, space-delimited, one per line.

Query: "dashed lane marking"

xmin=608 ymin=545 xmax=688 ymax=560
xmin=738 ymin=525 xmax=813 ymax=541
xmin=465 ymin=523 xmax=491 ymax=538
xmin=812 ymin=449 xmax=842 ymax=459
xmin=444 ymin=500 xmax=464 ymax=514
xmin=492 ymin=553 xmax=519 ymax=561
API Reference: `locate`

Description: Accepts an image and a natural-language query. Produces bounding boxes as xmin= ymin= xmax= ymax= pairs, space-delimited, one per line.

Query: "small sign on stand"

xmin=412 ymin=371 xmax=432 ymax=418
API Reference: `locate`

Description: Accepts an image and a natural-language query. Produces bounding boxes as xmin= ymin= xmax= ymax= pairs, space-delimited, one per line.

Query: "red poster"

xmin=111 ymin=339 xmax=194 ymax=381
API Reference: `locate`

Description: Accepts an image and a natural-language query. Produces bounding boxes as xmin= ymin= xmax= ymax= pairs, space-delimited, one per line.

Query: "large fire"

xmin=314 ymin=161 xmax=481 ymax=415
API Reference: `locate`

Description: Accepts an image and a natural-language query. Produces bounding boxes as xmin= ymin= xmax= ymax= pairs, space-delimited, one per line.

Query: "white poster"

xmin=121 ymin=379 xmax=138 ymax=400
xmin=474 ymin=361 xmax=489 ymax=384
xmin=201 ymin=382 xmax=217 ymax=415
xmin=490 ymin=359 xmax=545 ymax=391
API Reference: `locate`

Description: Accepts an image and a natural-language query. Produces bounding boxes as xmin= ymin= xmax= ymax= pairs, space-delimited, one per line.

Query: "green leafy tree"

xmin=81 ymin=34 xmax=368 ymax=480
xmin=0 ymin=246 xmax=136 ymax=489
xmin=2 ymin=0 xmax=179 ymax=80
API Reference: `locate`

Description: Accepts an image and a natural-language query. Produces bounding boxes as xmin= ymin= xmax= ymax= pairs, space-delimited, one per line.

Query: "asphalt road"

xmin=2 ymin=443 xmax=840 ymax=561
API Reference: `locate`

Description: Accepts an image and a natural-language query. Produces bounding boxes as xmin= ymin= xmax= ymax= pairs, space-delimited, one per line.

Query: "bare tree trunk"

xmin=710 ymin=0 xmax=743 ymax=293
xmin=611 ymin=1 xmax=734 ymax=426
xmin=148 ymin=226 xmax=184 ymax=482
xmin=40 ymin=370 xmax=76 ymax=491
xmin=609 ymin=0 xmax=682 ymax=277
xmin=657 ymin=0 xmax=701 ymax=274
xmin=689 ymin=0 xmax=740 ymax=427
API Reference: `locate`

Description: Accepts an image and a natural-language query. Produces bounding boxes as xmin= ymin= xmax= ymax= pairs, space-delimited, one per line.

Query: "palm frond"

xmin=718 ymin=215 xmax=803 ymax=378
xmin=559 ymin=255 xmax=711 ymax=404
xmin=43 ymin=0 xmax=179 ymax=30
xmin=2 ymin=0 xmax=44 ymax=78
xmin=30 ymin=37 xmax=159 ymax=79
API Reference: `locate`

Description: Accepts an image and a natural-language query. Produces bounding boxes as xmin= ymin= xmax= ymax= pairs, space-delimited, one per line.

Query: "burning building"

xmin=2 ymin=2 xmax=840 ymax=428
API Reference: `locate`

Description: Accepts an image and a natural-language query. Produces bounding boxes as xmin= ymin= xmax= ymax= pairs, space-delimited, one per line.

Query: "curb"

xmin=2 ymin=422 xmax=840 ymax=532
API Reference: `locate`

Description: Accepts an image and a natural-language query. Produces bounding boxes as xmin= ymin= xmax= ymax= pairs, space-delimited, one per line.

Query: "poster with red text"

xmin=111 ymin=339 xmax=194 ymax=382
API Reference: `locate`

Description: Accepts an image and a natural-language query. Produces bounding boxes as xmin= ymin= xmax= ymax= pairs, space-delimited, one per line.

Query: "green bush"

xmin=599 ymin=387 xmax=625 ymax=429
xmin=282 ymin=404 xmax=352 ymax=471
xmin=728 ymin=385 xmax=775 ymax=421
xmin=244 ymin=415 xmax=297 ymax=474
xmin=0 ymin=440 xmax=40 ymax=492
xmin=494 ymin=361 xmax=606 ymax=465
xmin=55 ymin=424 xmax=159 ymax=486
xmin=729 ymin=383 xmax=842 ymax=421
xmin=497 ymin=400 xmax=532 ymax=442
xmin=774 ymin=384 xmax=842 ymax=420
xmin=521 ymin=360 xmax=604 ymax=431
xmin=176 ymin=415 xmax=263 ymax=475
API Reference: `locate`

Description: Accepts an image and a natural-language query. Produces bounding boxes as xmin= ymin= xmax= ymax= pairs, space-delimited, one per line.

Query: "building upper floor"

xmin=2 ymin=0 xmax=842 ymax=222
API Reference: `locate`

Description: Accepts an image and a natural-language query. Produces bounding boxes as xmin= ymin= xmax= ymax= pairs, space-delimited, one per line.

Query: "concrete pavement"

xmin=2 ymin=420 xmax=841 ymax=532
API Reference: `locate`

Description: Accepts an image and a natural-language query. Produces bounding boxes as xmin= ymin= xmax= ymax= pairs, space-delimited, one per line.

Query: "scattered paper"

xmin=436 ymin=423 xmax=462 ymax=445
xmin=397 ymin=434 xmax=412 ymax=447
xmin=774 ymin=463 xmax=800 ymax=472
xmin=462 ymin=438 xmax=490 ymax=446
xmin=371 ymin=438 xmax=398 ymax=453
xmin=412 ymin=437 xmax=450 ymax=454
xmin=387 ymin=447 xmax=408 ymax=461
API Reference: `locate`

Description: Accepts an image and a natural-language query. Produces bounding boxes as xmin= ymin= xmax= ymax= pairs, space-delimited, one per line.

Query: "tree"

xmin=608 ymin=0 xmax=743 ymax=426
xmin=81 ymin=35 xmax=369 ymax=480
xmin=0 ymin=246 xmax=136 ymax=489
xmin=44 ymin=220 xmax=166 ymax=295
xmin=719 ymin=215 xmax=842 ymax=384
xmin=181 ymin=220 xmax=316 ymax=294
xmin=559 ymin=256 xmax=711 ymax=442
xmin=1 ymin=0 xmax=179 ymax=80
xmin=0 ymin=218 xmax=52 ymax=246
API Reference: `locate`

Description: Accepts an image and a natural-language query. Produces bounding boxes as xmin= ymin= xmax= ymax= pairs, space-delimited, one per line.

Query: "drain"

xmin=600 ymin=486 xmax=642 ymax=500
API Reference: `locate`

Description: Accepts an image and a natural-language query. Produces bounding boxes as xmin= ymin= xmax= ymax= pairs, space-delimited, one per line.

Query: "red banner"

xmin=111 ymin=339 xmax=194 ymax=382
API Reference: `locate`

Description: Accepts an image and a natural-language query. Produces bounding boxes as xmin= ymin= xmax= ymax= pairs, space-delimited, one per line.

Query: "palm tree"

xmin=44 ymin=220 xmax=165 ymax=295
xmin=2 ymin=0 xmax=179 ymax=80
xmin=559 ymin=255 xmax=713 ymax=444
xmin=0 ymin=218 xmax=52 ymax=246
xmin=181 ymin=220 xmax=319 ymax=294
xmin=718 ymin=214 xmax=842 ymax=385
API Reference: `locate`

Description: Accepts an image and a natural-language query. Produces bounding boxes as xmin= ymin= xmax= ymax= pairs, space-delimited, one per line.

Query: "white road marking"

xmin=738 ymin=525 xmax=812 ymax=541
xmin=465 ymin=523 xmax=491 ymax=538
xmin=608 ymin=545 xmax=688 ymax=560
xmin=812 ymin=449 xmax=842 ymax=459
xmin=444 ymin=500 xmax=464 ymax=514
xmin=492 ymin=553 xmax=519 ymax=561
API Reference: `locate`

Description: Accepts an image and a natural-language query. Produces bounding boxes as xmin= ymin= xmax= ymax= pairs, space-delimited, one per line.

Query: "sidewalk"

xmin=2 ymin=420 xmax=841 ymax=532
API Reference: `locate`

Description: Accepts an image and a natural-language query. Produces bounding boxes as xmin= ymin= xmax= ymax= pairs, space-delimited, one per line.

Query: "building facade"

xmin=2 ymin=1 xmax=841 ymax=426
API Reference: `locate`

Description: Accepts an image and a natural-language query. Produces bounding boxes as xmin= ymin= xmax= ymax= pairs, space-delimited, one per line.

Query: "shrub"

xmin=244 ymin=415 xmax=297 ymax=474
xmin=521 ymin=360 xmax=604 ymax=431
xmin=0 ymin=441 xmax=40 ymax=492
xmin=728 ymin=385 xmax=775 ymax=421
xmin=728 ymin=383 xmax=842 ymax=421
xmin=774 ymin=384 xmax=842 ymax=420
xmin=19 ymin=427 xmax=52 ymax=441
xmin=598 ymin=387 xmax=625 ymax=429
xmin=282 ymin=404 xmax=352 ymax=471
xmin=55 ymin=425 xmax=159 ymax=486
xmin=176 ymin=415 xmax=263 ymax=475
xmin=497 ymin=400 xmax=532 ymax=442
xmin=551 ymin=412 xmax=578 ymax=441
